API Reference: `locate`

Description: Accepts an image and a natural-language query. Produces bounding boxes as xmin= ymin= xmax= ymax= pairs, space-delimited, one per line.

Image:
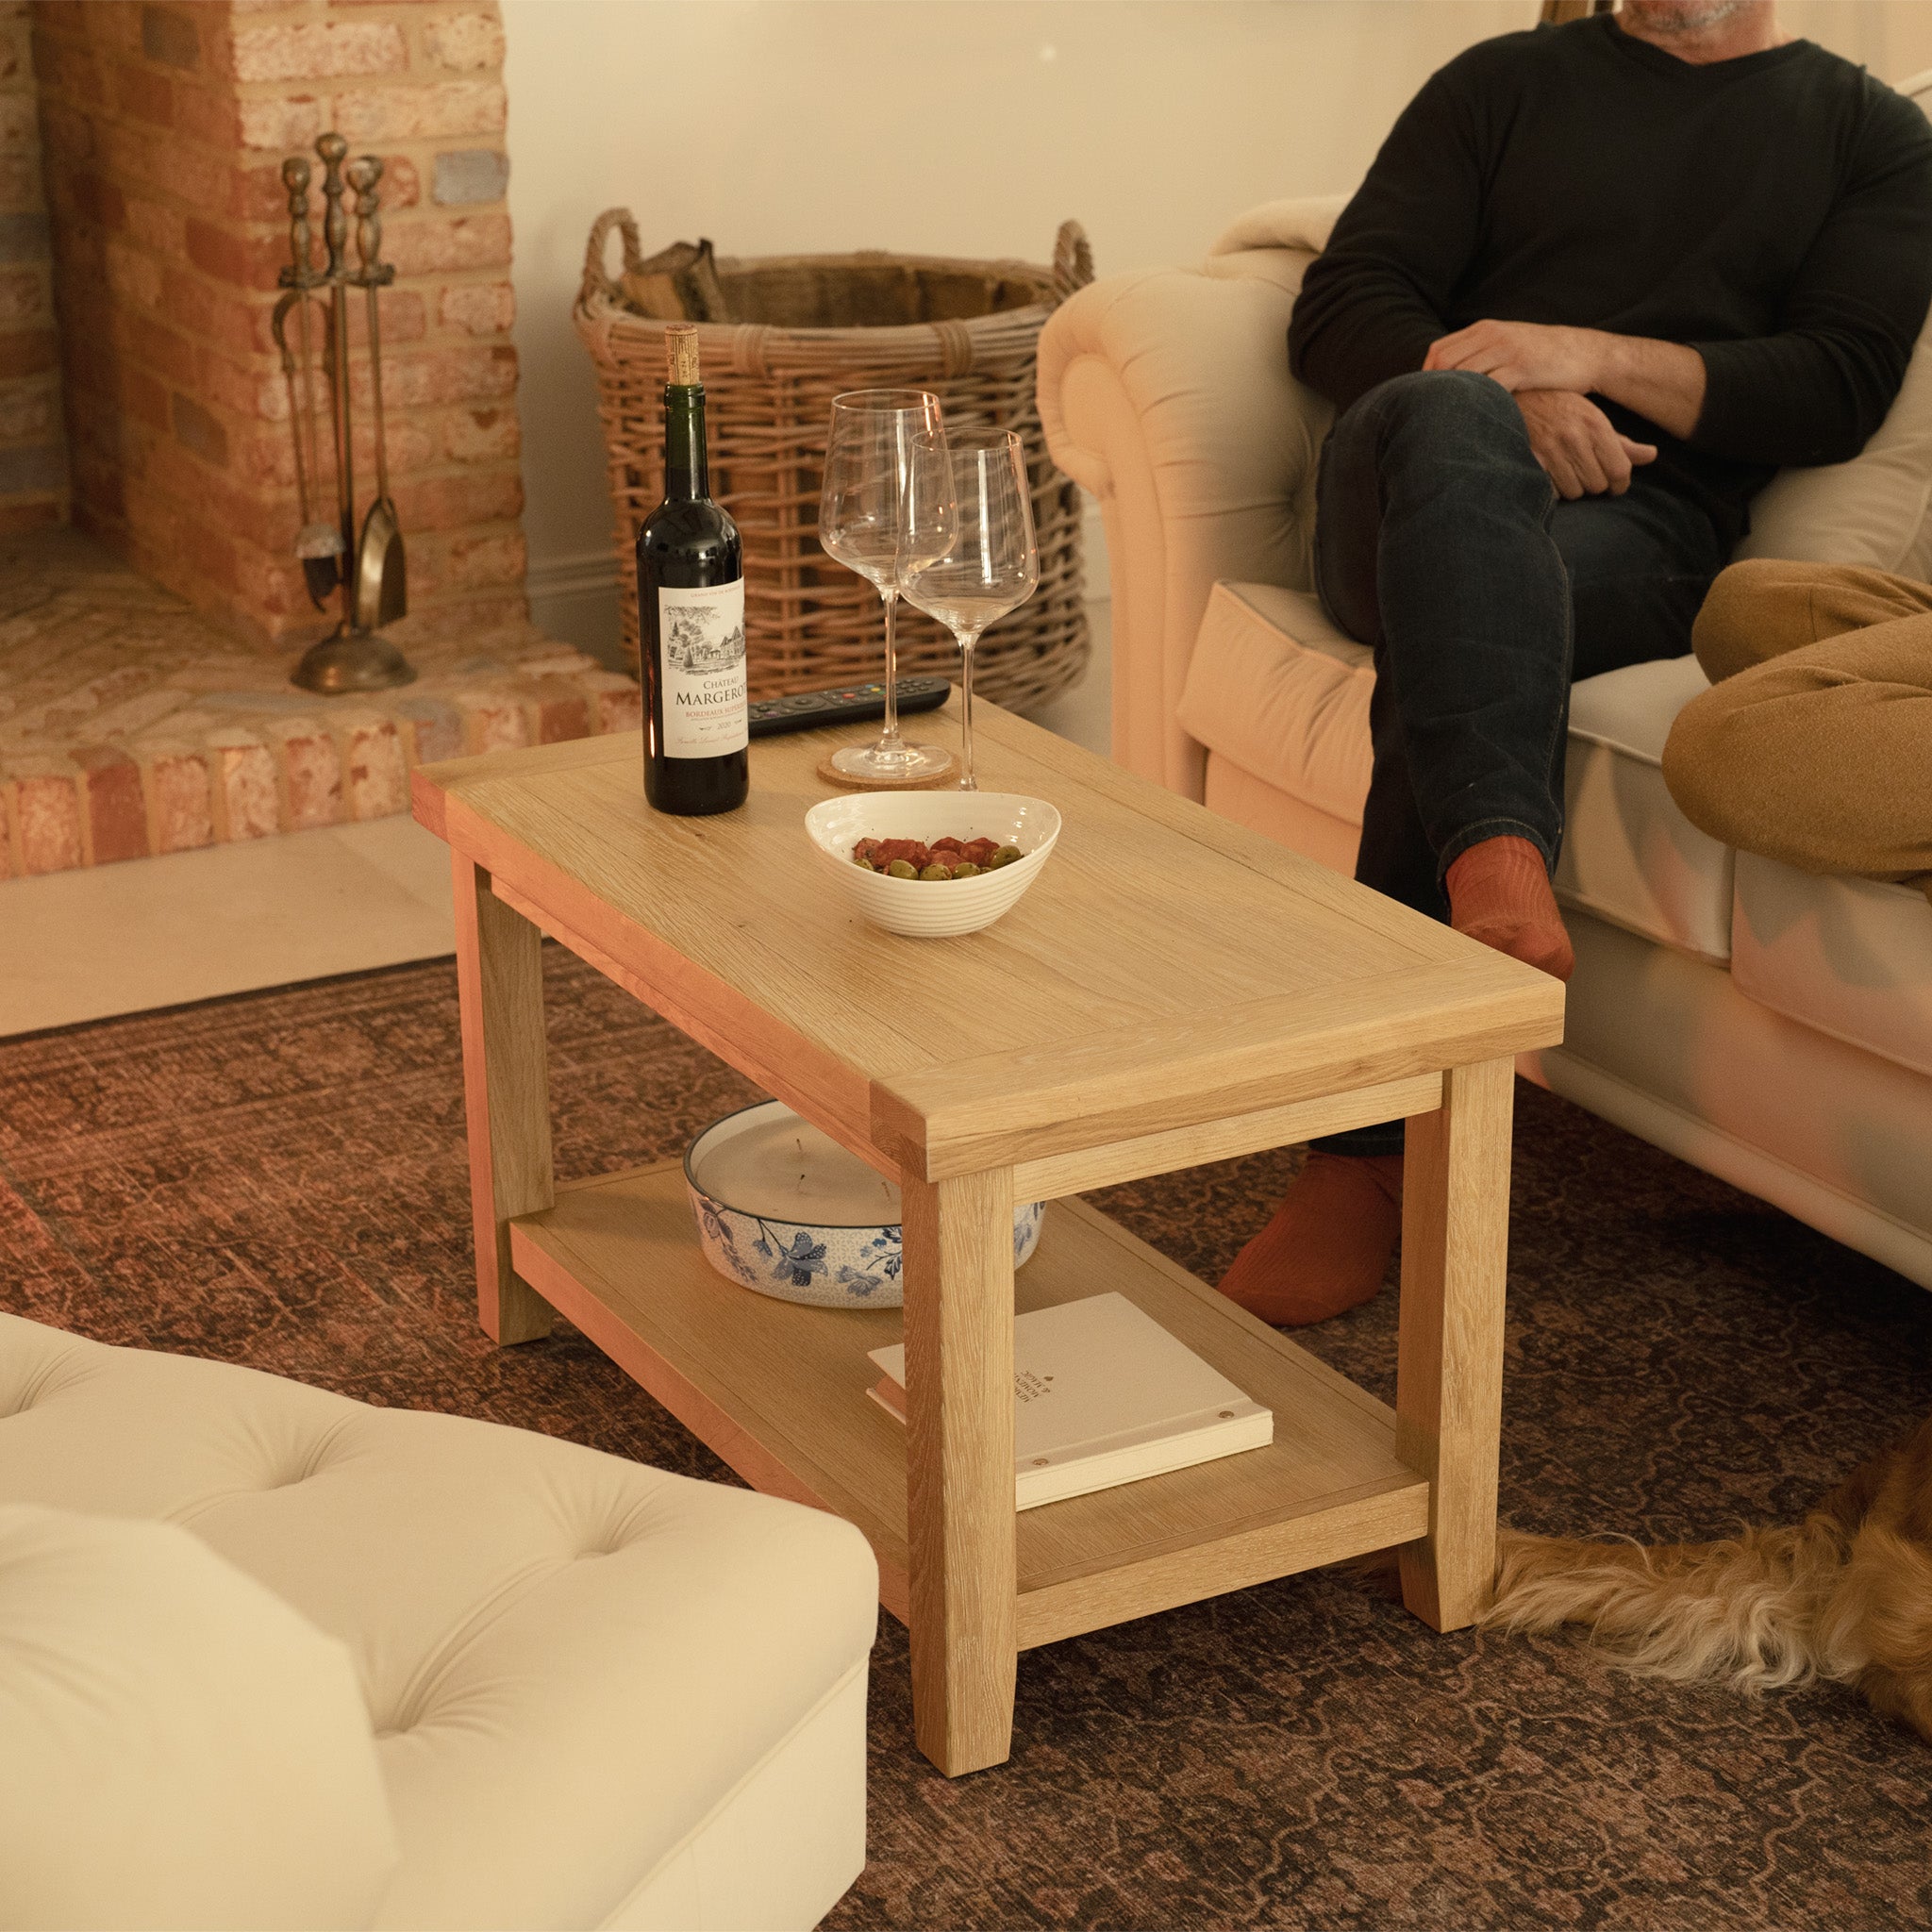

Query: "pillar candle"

xmin=693 ymin=1108 xmax=899 ymax=1224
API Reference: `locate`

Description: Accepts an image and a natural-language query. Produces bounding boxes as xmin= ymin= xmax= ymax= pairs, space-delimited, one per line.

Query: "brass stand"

xmin=290 ymin=631 xmax=417 ymax=694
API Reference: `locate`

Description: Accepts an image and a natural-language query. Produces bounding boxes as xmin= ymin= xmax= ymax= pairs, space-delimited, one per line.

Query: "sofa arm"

xmin=1040 ymin=264 xmax=1332 ymax=799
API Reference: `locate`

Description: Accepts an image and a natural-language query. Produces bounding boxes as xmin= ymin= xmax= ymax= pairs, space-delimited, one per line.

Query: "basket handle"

xmin=1052 ymin=221 xmax=1093 ymax=301
xmin=582 ymin=208 xmax=642 ymax=309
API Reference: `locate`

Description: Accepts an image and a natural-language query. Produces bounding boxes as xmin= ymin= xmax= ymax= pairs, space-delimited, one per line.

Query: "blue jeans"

xmin=1309 ymin=371 xmax=1727 ymax=1158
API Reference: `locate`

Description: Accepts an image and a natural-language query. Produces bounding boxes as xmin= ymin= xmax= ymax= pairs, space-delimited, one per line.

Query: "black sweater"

xmin=1288 ymin=15 xmax=1932 ymax=542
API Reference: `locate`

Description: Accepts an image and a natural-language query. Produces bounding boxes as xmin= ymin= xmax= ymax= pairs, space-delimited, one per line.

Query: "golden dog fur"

xmin=1484 ymin=1416 xmax=1932 ymax=1741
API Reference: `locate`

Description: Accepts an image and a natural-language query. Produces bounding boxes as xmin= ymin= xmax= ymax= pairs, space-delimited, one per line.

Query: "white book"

xmin=867 ymin=1291 xmax=1273 ymax=1510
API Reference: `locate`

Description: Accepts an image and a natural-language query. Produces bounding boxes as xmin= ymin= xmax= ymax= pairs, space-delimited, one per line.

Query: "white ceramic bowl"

xmin=804 ymin=791 xmax=1061 ymax=938
xmin=685 ymin=1100 xmax=1045 ymax=1307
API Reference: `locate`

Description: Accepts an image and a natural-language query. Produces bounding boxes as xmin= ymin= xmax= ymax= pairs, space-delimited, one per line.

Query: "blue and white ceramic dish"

xmin=685 ymin=1099 xmax=1045 ymax=1308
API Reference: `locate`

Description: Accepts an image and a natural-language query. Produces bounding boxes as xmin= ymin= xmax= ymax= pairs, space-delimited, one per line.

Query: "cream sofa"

xmin=1040 ymin=75 xmax=1932 ymax=1291
xmin=0 ymin=1314 xmax=877 ymax=1931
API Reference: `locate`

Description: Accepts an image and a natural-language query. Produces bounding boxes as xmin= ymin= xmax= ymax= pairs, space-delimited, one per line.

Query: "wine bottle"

xmin=639 ymin=324 xmax=747 ymax=815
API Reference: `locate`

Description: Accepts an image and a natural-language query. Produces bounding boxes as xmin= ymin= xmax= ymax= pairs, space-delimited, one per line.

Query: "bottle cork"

xmin=666 ymin=324 xmax=701 ymax=387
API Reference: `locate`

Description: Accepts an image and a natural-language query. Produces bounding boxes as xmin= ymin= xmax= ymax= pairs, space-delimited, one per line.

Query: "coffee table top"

xmin=413 ymin=699 xmax=1562 ymax=1181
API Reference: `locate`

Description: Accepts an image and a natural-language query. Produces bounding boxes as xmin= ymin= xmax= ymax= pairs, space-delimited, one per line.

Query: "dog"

xmin=1483 ymin=1413 xmax=1932 ymax=1742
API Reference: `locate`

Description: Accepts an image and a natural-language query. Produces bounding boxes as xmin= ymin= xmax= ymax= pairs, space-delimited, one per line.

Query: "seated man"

xmin=1220 ymin=0 xmax=1932 ymax=1326
xmin=1663 ymin=558 xmax=1932 ymax=897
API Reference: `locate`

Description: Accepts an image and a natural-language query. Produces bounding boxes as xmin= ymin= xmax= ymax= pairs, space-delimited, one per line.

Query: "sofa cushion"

xmin=0 ymin=1503 xmax=398 ymax=1932
xmin=1177 ymin=582 xmax=1374 ymax=829
xmin=1203 ymin=193 xmax=1348 ymax=300
xmin=1562 ymin=656 xmax=1735 ymax=964
xmin=1739 ymin=312 xmax=1932 ymax=578
xmin=1202 ymin=753 xmax=1363 ymax=879
xmin=1179 ymin=581 xmax=1733 ymax=959
xmin=1731 ymin=854 xmax=1932 ymax=1078
xmin=0 ymin=1315 xmax=878 ymax=1932
xmin=1734 ymin=70 xmax=1932 ymax=578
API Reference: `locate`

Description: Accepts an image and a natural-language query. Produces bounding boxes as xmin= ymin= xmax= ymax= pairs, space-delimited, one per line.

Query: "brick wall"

xmin=33 ymin=0 xmax=527 ymax=646
xmin=0 ymin=1 xmax=65 ymax=531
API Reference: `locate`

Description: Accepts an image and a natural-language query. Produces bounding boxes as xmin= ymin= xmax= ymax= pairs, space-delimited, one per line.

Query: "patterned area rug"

xmin=3 ymin=951 xmax=1930 ymax=1929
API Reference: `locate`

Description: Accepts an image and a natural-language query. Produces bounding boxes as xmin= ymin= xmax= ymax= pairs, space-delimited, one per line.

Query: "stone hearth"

xmin=0 ymin=527 xmax=637 ymax=877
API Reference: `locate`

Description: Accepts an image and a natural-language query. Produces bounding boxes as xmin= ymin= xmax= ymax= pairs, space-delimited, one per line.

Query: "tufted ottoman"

xmin=0 ymin=1314 xmax=878 ymax=1931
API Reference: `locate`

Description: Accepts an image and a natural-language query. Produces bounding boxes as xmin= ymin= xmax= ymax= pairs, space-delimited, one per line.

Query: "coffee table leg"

xmin=901 ymin=1167 xmax=1018 ymax=1776
xmin=452 ymin=853 xmax=555 ymax=1345
xmin=1395 ymin=1055 xmax=1514 ymax=1629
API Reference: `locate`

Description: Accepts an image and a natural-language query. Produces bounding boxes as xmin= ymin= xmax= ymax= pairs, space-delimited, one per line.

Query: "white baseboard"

xmin=527 ymin=548 xmax=622 ymax=659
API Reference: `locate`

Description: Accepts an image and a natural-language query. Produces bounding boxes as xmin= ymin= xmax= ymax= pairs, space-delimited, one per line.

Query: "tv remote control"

xmin=747 ymin=675 xmax=952 ymax=739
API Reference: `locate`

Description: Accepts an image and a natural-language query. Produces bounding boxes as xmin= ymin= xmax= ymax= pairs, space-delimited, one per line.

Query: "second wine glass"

xmin=817 ymin=389 xmax=955 ymax=784
xmin=901 ymin=430 xmax=1039 ymax=791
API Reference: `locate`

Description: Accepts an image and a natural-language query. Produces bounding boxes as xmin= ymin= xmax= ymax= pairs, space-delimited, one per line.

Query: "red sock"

xmin=1445 ymin=836 xmax=1574 ymax=981
xmin=1217 ymin=1151 xmax=1404 ymax=1326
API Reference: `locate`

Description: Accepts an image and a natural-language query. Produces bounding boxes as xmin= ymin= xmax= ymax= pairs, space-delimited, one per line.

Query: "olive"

xmin=886 ymin=858 xmax=919 ymax=879
xmin=991 ymin=845 xmax=1023 ymax=868
xmin=853 ymin=852 xmax=872 ymax=867
xmin=919 ymin=862 xmax=952 ymax=882
xmin=950 ymin=861 xmax=980 ymax=878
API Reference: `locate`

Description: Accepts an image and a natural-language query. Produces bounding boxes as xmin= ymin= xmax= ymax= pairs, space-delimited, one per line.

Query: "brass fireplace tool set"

xmin=274 ymin=132 xmax=413 ymax=693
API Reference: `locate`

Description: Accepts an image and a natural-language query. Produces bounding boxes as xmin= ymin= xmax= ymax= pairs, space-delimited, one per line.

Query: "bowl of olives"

xmin=805 ymin=791 xmax=1061 ymax=937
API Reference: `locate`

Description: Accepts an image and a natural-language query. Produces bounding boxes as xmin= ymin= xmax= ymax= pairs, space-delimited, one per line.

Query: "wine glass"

xmin=817 ymin=390 xmax=956 ymax=784
xmin=901 ymin=431 xmax=1039 ymax=791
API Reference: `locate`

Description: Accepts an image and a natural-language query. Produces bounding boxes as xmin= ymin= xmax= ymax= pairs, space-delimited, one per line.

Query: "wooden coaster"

xmin=815 ymin=747 xmax=958 ymax=791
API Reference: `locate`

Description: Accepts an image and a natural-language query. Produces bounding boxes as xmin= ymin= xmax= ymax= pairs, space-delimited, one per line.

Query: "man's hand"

xmin=1426 ymin=321 xmax=1709 ymax=440
xmin=1424 ymin=320 xmax=1606 ymax=393
xmin=1516 ymin=390 xmax=1657 ymax=498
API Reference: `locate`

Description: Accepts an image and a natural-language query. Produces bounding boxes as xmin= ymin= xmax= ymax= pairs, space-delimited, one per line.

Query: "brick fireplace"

xmin=0 ymin=0 xmax=640 ymax=882
xmin=0 ymin=2 xmax=63 ymax=532
xmin=35 ymin=0 xmax=526 ymax=645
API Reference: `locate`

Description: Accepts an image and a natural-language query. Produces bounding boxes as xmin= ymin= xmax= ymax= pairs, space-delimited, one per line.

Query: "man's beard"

xmin=1622 ymin=0 xmax=1751 ymax=33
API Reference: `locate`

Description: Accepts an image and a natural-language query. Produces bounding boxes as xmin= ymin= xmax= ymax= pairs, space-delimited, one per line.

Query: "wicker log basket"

xmin=575 ymin=213 xmax=1095 ymax=710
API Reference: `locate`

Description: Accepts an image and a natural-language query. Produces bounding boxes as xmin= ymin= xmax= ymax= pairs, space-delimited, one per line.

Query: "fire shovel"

xmin=346 ymin=156 xmax=406 ymax=634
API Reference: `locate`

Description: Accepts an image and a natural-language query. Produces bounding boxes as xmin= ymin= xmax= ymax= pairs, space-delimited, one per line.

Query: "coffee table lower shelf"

xmin=508 ymin=1162 xmax=1430 ymax=1651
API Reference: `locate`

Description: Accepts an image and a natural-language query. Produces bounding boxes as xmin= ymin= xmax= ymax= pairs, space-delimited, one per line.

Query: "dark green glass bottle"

xmin=639 ymin=325 xmax=747 ymax=815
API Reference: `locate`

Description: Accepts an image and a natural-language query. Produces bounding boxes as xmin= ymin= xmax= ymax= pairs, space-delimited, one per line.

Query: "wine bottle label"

xmin=658 ymin=580 xmax=748 ymax=758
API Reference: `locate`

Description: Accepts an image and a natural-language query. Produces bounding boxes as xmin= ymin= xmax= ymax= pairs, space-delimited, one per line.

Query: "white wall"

xmin=504 ymin=0 xmax=1932 ymax=656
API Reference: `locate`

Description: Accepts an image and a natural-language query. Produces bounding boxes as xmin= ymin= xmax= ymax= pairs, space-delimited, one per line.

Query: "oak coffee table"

xmin=412 ymin=697 xmax=1564 ymax=1777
